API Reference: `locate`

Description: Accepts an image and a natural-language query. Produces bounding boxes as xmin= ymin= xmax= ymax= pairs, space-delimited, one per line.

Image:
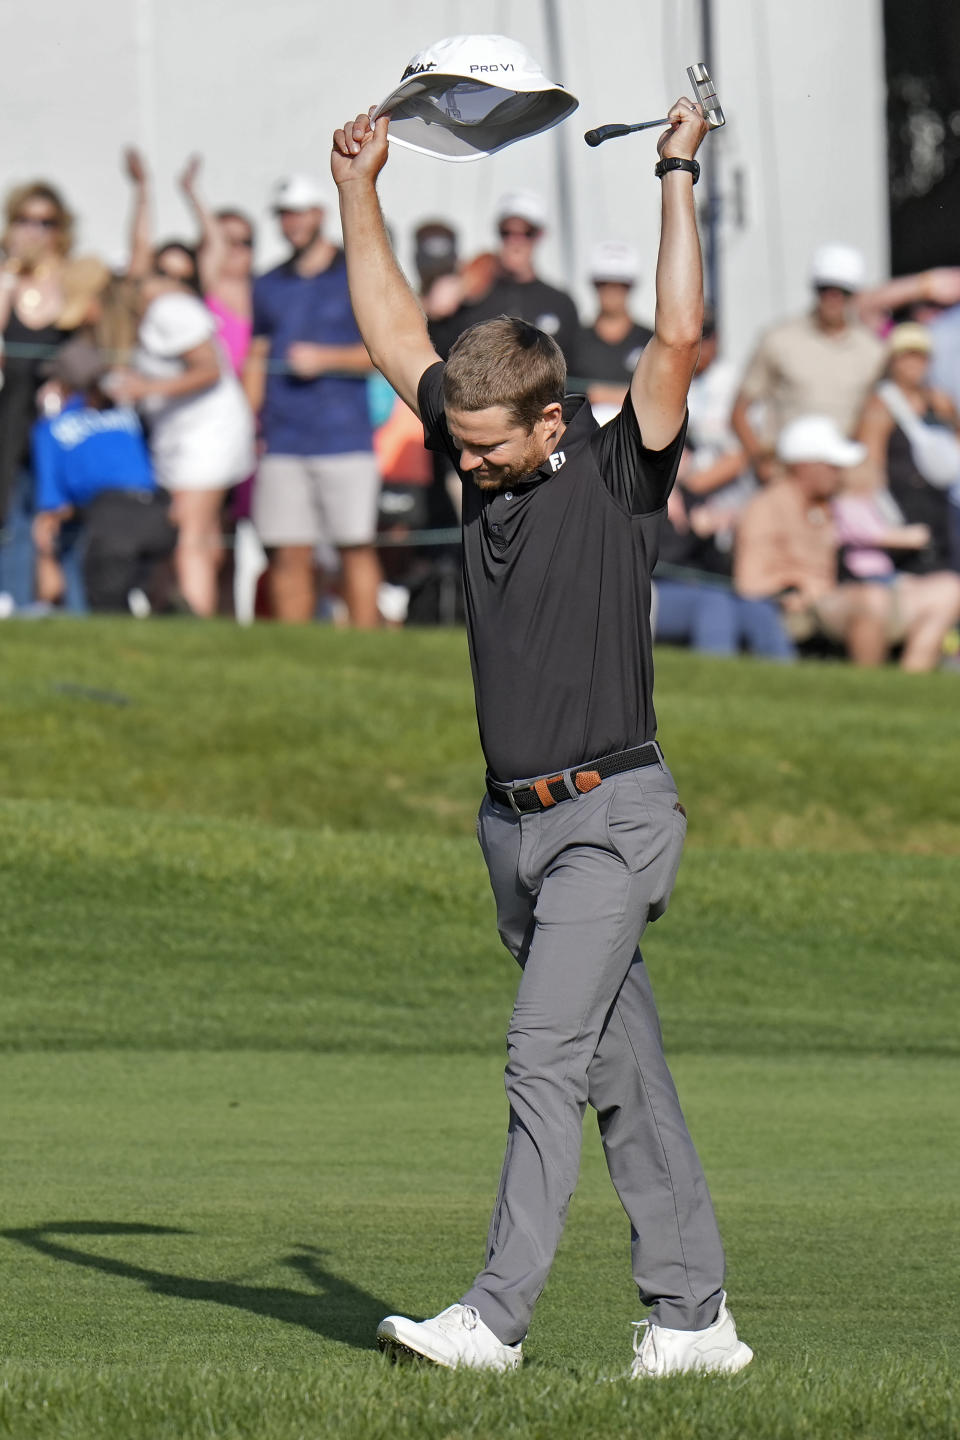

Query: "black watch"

xmin=654 ymin=156 xmax=700 ymax=184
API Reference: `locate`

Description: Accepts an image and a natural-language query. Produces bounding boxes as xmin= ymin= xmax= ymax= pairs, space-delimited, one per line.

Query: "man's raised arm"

xmin=332 ymin=112 xmax=440 ymax=416
xmin=630 ymin=98 xmax=710 ymax=451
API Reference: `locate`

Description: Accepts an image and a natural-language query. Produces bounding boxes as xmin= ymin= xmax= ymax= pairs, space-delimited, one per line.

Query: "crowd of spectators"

xmin=2 ymin=156 xmax=960 ymax=669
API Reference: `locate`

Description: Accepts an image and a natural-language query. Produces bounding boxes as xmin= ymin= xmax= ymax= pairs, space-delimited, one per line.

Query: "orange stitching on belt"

xmin=575 ymin=770 xmax=601 ymax=793
xmin=533 ymin=777 xmax=557 ymax=807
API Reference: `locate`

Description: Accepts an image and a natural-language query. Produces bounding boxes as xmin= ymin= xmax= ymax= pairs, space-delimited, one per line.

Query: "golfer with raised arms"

xmin=332 ymin=87 xmax=753 ymax=1378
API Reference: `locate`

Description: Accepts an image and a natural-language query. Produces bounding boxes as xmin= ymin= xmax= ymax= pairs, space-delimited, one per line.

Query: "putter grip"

xmin=584 ymin=124 xmax=632 ymax=147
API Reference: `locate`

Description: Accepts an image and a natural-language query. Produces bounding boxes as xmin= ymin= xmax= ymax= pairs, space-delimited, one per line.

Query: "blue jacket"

xmin=32 ymin=397 xmax=156 ymax=512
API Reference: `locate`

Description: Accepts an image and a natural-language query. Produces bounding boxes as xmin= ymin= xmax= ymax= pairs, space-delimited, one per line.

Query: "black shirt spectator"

xmin=0 ymin=312 xmax=65 ymax=520
xmin=427 ymin=191 xmax=579 ymax=367
xmin=856 ymin=324 xmax=960 ymax=574
xmin=572 ymin=242 xmax=652 ymax=400
xmin=887 ymin=417 xmax=955 ymax=571
xmin=573 ymin=319 xmax=653 ymax=389
xmin=432 ymin=273 xmax=580 ymax=367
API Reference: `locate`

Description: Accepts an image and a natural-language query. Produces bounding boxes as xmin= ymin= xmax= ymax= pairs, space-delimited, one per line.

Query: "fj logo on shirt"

xmin=549 ymin=451 xmax=566 ymax=473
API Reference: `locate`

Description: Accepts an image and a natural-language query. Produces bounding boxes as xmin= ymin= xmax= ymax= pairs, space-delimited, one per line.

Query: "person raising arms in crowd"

xmin=123 ymin=148 xmax=200 ymax=293
xmin=330 ymin=96 xmax=752 ymax=1377
xmin=178 ymin=156 xmax=258 ymax=536
xmin=95 ymin=147 xmax=203 ymax=389
xmin=177 ymin=155 xmax=255 ymax=377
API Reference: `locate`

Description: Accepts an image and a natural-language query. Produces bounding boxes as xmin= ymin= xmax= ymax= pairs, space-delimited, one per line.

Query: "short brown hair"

xmin=443 ymin=316 xmax=566 ymax=430
xmin=3 ymin=181 xmax=74 ymax=257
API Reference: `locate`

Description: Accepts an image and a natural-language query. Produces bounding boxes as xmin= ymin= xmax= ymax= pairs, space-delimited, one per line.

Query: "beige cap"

xmin=887 ymin=322 xmax=932 ymax=356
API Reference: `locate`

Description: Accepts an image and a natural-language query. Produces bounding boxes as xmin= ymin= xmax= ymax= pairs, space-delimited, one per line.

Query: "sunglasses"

xmin=13 ymin=214 xmax=59 ymax=230
xmin=499 ymin=224 xmax=539 ymax=240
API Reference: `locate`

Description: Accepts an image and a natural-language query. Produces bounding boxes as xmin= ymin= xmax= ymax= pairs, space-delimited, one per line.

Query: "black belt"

xmin=486 ymin=743 xmax=663 ymax=815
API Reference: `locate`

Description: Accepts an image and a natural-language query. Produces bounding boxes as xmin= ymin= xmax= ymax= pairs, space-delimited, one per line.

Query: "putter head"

xmin=687 ymin=63 xmax=725 ymax=129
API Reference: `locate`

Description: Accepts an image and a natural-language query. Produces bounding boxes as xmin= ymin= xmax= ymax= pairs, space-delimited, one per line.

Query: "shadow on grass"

xmin=1 ymin=1221 xmax=391 ymax=1351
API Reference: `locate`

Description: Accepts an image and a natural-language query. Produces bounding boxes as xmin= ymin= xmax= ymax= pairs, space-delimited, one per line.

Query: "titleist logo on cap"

xmin=401 ymin=61 xmax=438 ymax=79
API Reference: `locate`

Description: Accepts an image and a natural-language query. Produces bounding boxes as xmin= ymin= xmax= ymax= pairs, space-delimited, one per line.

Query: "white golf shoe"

xmin=377 ymin=1303 xmax=522 ymax=1371
xmin=628 ymin=1293 xmax=753 ymax=1377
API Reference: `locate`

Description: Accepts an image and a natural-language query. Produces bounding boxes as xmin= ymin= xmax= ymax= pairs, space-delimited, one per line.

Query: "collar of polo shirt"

xmin=529 ymin=394 xmax=594 ymax=480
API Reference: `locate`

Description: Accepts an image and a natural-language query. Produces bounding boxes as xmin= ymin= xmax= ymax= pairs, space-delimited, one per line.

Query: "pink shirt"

xmin=205 ymin=294 xmax=252 ymax=375
xmin=832 ymin=494 xmax=895 ymax=579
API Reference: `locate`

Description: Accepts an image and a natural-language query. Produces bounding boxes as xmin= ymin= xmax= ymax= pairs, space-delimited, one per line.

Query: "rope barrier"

xmin=2 ymin=342 xmax=627 ymax=386
xmin=0 ymin=522 xmax=459 ymax=555
xmin=0 ymin=338 xmax=372 ymax=379
xmin=0 ymin=506 xmax=733 ymax=594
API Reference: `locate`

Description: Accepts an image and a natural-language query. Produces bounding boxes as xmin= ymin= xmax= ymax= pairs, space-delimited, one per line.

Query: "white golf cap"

xmin=777 ymin=415 xmax=867 ymax=468
xmin=810 ymin=243 xmax=866 ymax=293
xmin=495 ymin=190 xmax=548 ymax=230
xmin=271 ymin=174 xmax=330 ymax=211
xmin=589 ymin=241 xmax=641 ymax=285
xmin=372 ymin=33 xmax=579 ymax=162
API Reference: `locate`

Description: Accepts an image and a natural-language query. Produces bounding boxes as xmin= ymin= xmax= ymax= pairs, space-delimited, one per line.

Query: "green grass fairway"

xmin=1 ymin=621 xmax=957 ymax=1439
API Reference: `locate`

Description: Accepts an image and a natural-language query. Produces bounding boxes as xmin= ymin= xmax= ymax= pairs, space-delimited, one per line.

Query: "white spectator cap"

xmin=810 ymin=243 xmax=866 ymax=293
xmin=495 ymin=189 xmax=548 ymax=230
xmin=372 ymin=34 xmax=578 ymax=163
xmin=271 ymin=174 xmax=330 ymax=211
xmin=589 ymin=241 xmax=641 ymax=285
xmin=777 ymin=415 xmax=867 ymax=468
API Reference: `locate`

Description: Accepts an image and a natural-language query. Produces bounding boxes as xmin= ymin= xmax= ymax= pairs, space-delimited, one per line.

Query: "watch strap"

xmin=654 ymin=156 xmax=700 ymax=183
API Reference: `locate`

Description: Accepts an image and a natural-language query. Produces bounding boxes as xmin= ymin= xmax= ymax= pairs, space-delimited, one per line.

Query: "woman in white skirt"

xmin=107 ymin=276 xmax=254 ymax=615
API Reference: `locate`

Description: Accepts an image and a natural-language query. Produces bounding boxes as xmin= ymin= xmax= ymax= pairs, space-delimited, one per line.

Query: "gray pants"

xmin=461 ymin=757 xmax=725 ymax=1346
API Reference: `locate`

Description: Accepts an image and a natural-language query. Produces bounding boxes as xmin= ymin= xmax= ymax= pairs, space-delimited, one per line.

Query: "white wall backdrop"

xmin=0 ymin=0 xmax=888 ymax=373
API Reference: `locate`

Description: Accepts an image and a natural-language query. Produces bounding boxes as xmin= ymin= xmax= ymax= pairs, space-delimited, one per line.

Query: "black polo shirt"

xmin=571 ymin=320 xmax=654 ymax=387
xmin=429 ymin=276 xmax=580 ymax=368
xmin=418 ymin=362 xmax=686 ymax=783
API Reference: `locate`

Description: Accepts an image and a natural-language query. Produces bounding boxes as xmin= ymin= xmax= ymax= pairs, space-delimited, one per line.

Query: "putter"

xmin=584 ymin=63 xmax=725 ymax=148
